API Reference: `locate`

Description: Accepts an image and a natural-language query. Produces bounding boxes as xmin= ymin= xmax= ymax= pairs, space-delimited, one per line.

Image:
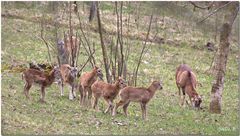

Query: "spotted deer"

xmin=22 ymin=66 xmax=60 ymax=103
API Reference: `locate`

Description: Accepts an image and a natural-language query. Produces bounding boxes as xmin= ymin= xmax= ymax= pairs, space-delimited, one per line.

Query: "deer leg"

xmin=24 ymin=82 xmax=32 ymax=99
xmin=72 ymin=85 xmax=76 ymax=98
xmin=70 ymin=82 xmax=76 ymax=98
xmin=109 ymin=100 xmax=114 ymax=114
xmin=112 ymin=100 xmax=126 ymax=116
xmin=39 ymin=86 xmax=46 ymax=103
xmin=140 ymin=102 xmax=144 ymax=119
xmin=79 ymin=85 xmax=83 ymax=105
xmin=87 ymin=88 xmax=92 ymax=106
xmin=177 ymin=86 xmax=182 ymax=106
xmin=92 ymin=96 xmax=99 ymax=111
xmin=181 ymin=88 xmax=186 ymax=107
xmin=68 ymin=85 xmax=74 ymax=100
xmin=82 ymin=88 xmax=87 ymax=106
xmin=58 ymin=80 xmax=64 ymax=96
xmin=104 ymin=98 xmax=113 ymax=114
xmin=143 ymin=103 xmax=147 ymax=120
xmin=123 ymin=101 xmax=130 ymax=116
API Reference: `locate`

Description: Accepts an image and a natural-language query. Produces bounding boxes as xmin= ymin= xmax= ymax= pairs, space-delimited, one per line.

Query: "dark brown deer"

xmin=175 ymin=64 xmax=202 ymax=109
xmin=112 ymin=81 xmax=163 ymax=120
xmin=79 ymin=66 xmax=103 ymax=105
xmin=22 ymin=66 xmax=61 ymax=103
xmin=58 ymin=64 xmax=78 ymax=100
xmin=91 ymin=77 xmax=126 ymax=113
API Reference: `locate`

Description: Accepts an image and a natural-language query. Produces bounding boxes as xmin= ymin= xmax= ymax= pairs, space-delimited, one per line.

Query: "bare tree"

xmin=96 ymin=2 xmax=111 ymax=83
xmin=209 ymin=2 xmax=239 ymax=113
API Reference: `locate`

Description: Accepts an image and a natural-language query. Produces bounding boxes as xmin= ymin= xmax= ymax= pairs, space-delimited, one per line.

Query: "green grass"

xmin=1 ymin=2 xmax=239 ymax=135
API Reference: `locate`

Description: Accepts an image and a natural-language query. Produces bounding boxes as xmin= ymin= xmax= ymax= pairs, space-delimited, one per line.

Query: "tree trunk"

xmin=96 ymin=2 xmax=111 ymax=83
xmin=209 ymin=2 xmax=239 ymax=114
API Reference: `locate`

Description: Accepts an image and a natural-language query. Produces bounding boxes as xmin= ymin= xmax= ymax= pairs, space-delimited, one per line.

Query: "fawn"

xmin=91 ymin=77 xmax=126 ymax=113
xmin=112 ymin=81 xmax=163 ymax=120
xmin=79 ymin=66 xmax=103 ymax=105
xmin=22 ymin=66 xmax=60 ymax=103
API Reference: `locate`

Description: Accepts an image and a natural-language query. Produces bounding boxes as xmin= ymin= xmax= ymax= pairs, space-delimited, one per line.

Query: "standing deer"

xmin=22 ymin=66 xmax=61 ymax=103
xmin=175 ymin=64 xmax=202 ymax=109
xmin=57 ymin=35 xmax=79 ymax=65
xmin=112 ymin=81 xmax=163 ymax=120
xmin=79 ymin=66 xmax=103 ymax=106
xmin=91 ymin=77 xmax=126 ymax=113
xmin=58 ymin=64 xmax=78 ymax=100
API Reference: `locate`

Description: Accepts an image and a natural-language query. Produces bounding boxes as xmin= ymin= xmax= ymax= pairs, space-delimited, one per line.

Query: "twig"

xmin=189 ymin=1 xmax=214 ymax=10
xmin=134 ymin=12 xmax=153 ymax=86
xmin=40 ymin=18 xmax=52 ymax=63
xmin=197 ymin=2 xmax=232 ymax=24
xmin=77 ymin=50 xmax=96 ymax=77
xmin=76 ymin=3 xmax=95 ymax=66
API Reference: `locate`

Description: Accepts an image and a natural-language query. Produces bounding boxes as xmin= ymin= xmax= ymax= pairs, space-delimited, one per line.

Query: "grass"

xmin=1 ymin=2 xmax=239 ymax=136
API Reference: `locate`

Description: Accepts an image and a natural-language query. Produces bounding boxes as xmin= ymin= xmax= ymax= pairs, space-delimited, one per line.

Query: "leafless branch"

xmin=40 ymin=18 xmax=52 ymax=63
xmin=197 ymin=2 xmax=232 ymax=24
xmin=134 ymin=12 xmax=153 ymax=86
xmin=76 ymin=2 xmax=95 ymax=66
xmin=189 ymin=1 xmax=214 ymax=10
xmin=77 ymin=50 xmax=96 ymax=77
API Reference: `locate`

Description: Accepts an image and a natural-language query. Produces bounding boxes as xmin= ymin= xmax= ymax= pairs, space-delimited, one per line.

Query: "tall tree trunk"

xmin=209 ymin=2 xmax=239 ymax=114
xmin=96 ymin=2 xmax=111 ymax=83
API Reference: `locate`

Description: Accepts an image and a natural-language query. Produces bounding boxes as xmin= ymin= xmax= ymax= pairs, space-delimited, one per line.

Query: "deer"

xmin=175 ymin=64 xmax=202 ymax=109
xmin=57 ymin=35 xmax=79 ymax=65
xmin=65 ymin=35 xmax=79 ymax=65
xmin=112 ymin=81 xmax=163 ymax=120
xmin=91 ymin=77 xmax=126 ymax=113
xmin=58 ymin=64 xmax=78 ymax=100
xmin=22 ymin=66 xmax=61 ymax=103
xmin=79 ymin=66 xmax=103 ymax=106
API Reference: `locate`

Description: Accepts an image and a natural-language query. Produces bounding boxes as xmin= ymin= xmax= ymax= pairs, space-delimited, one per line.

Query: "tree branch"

xmin=77 ymin=50 xmax=95 ymax=77
xmin=134 ymin=12 xmax=153 ymax=86
xmin=189 ymin=1 xmax=214 ymax=10
xmin=197 ymin=2 xmax=232 ymax=24
xmin=40 ymin=18 xmax=52 ymax=63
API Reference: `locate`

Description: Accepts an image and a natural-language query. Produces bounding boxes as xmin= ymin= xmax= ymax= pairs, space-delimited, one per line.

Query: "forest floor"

xmin=1 ymin=2 xmax=239 ymax=135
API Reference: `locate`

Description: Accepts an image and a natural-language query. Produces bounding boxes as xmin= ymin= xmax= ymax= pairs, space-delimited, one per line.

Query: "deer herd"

xmin=22 ymin=63 xmax=202 ymax=120
xmin=22 ymin=39 xmax=202 ymax=120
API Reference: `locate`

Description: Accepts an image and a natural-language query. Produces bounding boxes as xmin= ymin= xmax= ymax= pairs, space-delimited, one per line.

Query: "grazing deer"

xmin=112 ymin=81 xmax=163 ymax=120
xmin=22 ymin=66 xmax=61 ymax=103
xmin=58 ymin=64 xmax=78 ymax=100
xmin=91 ymin=77 xmax=126 ymax=113
xmin=79 ymin=66 xmax=103 ymax=106
xmin=175 ymin=64 xmax=202 ymax=109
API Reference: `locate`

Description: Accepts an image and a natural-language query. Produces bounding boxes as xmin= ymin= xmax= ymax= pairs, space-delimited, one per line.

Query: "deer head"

xmin=94 ymin=66 xmax=103 ymax=80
